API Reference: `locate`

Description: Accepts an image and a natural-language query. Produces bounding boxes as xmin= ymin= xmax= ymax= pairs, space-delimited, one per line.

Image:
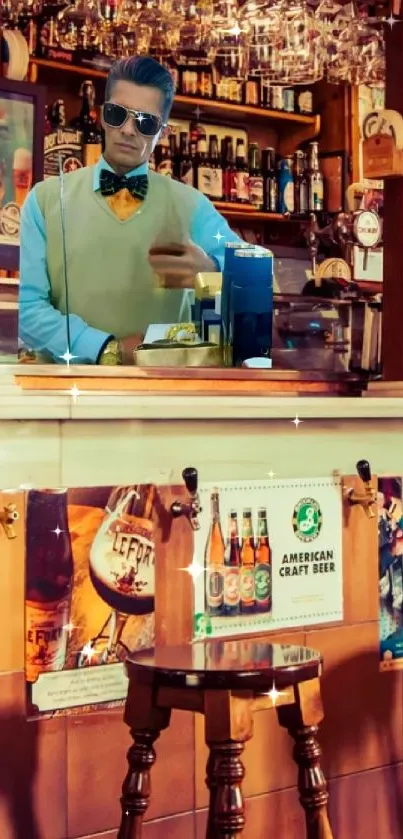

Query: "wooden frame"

xmin=0 ymin=77 xmax=45 ymax=271
xmin=319 ymin=149 xmax=349 ymax=214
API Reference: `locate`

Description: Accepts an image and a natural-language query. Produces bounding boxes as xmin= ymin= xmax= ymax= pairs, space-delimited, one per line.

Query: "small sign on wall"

xmin=193 ymin=477 xmax=344 ymax=639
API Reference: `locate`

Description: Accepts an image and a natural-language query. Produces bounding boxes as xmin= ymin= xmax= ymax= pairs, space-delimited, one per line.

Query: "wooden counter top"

xmin=0 ymin=364 xmax=402 ymax=421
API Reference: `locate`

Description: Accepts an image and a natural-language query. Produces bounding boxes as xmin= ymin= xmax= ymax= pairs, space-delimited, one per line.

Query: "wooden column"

xmin=382 ymin=18 xmax=403 ymax=380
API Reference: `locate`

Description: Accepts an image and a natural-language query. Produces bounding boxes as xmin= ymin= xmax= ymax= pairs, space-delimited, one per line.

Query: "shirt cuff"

xmin=73 ymin=327 xmax=113 ymax=365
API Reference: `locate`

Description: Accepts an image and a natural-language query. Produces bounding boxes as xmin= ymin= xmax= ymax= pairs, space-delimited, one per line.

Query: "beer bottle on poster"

xmin=224 ymin=510 xmax=241 ymax=616
xmin=205 ymin=490 xmax=225 ymax=617
xmin=254 ymin=508 xmax=272 ymax=614
xmin=25 ymin=489 xmax=74 ymax=684
xmin=240 ymin=509 xmax=255 ymax=614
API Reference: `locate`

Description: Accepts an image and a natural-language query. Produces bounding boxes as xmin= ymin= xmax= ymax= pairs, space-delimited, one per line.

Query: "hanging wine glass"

xmin=56 ymin=0 xmax=102 ymax=51
xmin=174 ymin=0 xmax=216 ymax=66
xmin=213 ymin=1 xmax=249 ymax=101
xmin=350 ymin=20 xmax=385 ymax=86
xmin=239 ymin=0 xmax=282 ymax=77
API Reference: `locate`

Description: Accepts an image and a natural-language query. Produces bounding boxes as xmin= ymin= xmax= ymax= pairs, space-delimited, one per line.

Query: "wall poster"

xmin=378 ymin=477 xmax=403 ymax=671
xmin=193 ymin=477 xmax=343 ymax=639
xmin=12 ymin=475 xmax=343 ymax=719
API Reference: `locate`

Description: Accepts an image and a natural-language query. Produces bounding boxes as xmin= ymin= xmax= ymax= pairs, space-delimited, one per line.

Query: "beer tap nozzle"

xmin=345 ymin=459 xmax=376 ymax=518
xmin=171 ymin=467 xmax=202 ymax=531
xmin=0 ymin=503 xmax=19 ymax=539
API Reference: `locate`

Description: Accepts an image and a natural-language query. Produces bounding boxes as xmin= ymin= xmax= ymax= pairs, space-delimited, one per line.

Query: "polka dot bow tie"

xmin=99 ymin=169 xmax=148 ymax=200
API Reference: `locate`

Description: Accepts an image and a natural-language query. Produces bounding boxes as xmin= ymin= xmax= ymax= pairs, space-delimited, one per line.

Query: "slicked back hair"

xmin=105 ymin=56 xmax=175 ymax=122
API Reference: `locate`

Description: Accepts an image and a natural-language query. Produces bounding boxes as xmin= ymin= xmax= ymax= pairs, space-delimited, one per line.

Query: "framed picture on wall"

xmin=0 ymin=77 xmax=45 ymax=271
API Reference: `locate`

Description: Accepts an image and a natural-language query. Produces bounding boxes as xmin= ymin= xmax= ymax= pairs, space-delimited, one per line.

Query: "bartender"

xmin=19 ymin=55 xmax=242 ymax=365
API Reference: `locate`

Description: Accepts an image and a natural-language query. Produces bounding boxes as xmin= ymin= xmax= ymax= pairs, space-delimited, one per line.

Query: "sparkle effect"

xmin=266 ymin=681 xmax=287 ymax=706
xmin=51 ymin=525 xmax=63 ymax=538
xmin=213 ymin=230 xmax=224 ymax=244
xmin=193 ymin=106 xmax=203 ymax=120
xmin=81 ymin=640 xmax=96 ymax=664
xmin=69 ymin=384 xmax=80 ymax=401
xmin=136 ymin=112 xmax=145 ymax=124
xmin=292 ymin=414 xmax=302 ymax=428
xmin=385 ymin=12 xmax=398 ymax=27
xmin=63 ymin=621 xmax=75 ymax=635
xmin=180 ymin=558 xmax=205 ymax=583
xmin=267 ymin=469 xmax=276 ymax=480
xmin=59 ymin=349 xmax=77 ymax=366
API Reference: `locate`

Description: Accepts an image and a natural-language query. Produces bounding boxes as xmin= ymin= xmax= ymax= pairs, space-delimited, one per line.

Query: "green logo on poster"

xmin=292 ymin=497 xmax=322 ymax=542
xmin=194 ymin=613 xmax=213 ymax=638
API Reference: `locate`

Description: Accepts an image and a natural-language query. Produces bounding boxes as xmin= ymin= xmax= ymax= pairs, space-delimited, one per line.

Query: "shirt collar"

xmin=93 ymin=156 xmax=149 ymax=191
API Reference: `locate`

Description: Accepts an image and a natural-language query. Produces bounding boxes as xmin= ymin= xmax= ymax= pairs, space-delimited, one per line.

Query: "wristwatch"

xmin=98 ymin=339 xmax=123 ymax=366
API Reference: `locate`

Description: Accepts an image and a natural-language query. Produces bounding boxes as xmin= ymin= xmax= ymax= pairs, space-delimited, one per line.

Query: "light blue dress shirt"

xmin=19 ymin=157 xmax=243 ymax=363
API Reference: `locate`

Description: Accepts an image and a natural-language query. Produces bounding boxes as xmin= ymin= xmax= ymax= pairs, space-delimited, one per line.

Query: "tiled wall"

xmin=1 ymin=415 xmax=403 ymax=839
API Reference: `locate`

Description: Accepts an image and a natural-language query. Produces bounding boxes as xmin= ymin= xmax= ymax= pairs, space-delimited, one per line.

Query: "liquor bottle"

xmin=245 ymin=77 xmax=260 ymax=107
xmin=262 ymin=148 xmax=277 ymax=214
xmin=25 ymin=489 xmax=74 ymax=683
xmin=254 ymin=508 xmax=272 ymax=614
xmin=223 ymin=511 xmax=241 ymax=616
xmin=223 ymin=137 xmax=237 ymax=203
xmin=235 ymin=138 xmax=249 ymax=204
xmin=277 ymin=157 xmax=294 ymax=214
xmin=196 ymin=136 xmax=211 ymax=196
xmin=205 ymin=490 xmax=225 ymax=617
xmin=178 ymin=132 xmax=193 ymax=186
xmin=208 ymin=134 xmax=223 ymax=202
xmin=157 ymin=135 xmax=173 ymax=176
xmin=293 ymin=149 xmax=308 ymax=215
xmin=248 ymin=143 xmax=264 ymax=210
xmin=307 ymin=142 xmax=324 ymax=212
xmin=74 ymin=81 xmax=102 ymax=167
xmin=169 ymin=133 xmax=178 ymax=178
xmin=49 ymin=99 xmax=66 ymax=131
xmin=240 ymin=509 xmax=255 ymax=614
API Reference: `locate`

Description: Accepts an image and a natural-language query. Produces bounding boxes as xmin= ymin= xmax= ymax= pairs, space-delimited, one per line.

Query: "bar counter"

xmin=1 ymin=363 xmax=403 ymax=839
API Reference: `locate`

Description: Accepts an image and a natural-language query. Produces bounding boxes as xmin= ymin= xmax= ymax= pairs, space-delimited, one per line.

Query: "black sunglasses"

xmin=103 ymin=102 xmax=165 ymax=137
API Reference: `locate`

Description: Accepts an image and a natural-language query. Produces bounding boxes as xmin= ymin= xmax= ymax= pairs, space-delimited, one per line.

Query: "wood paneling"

xmin=0 ymin=491 xmax=25 ymax=673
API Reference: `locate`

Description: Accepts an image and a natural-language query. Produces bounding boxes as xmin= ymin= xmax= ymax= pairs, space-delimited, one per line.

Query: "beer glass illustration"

xmin=13 ymin=148 xmax=32 ymax=207
xmin=79 ymin=485 xmax=156 ymax=666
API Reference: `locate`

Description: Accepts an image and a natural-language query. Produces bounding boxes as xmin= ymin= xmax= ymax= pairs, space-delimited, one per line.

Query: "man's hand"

xmin=148 ymin=241 xmax=217 ymax=289
xmin=120 ymin=334 xmax=144 ymax=365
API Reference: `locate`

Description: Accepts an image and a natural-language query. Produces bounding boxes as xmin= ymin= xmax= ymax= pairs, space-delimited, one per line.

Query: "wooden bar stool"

xmin=118 ymin=638 xmax=334 ymax=839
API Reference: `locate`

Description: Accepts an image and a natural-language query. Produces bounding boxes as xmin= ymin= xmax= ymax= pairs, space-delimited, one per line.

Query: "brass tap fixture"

xmin=171 ymin=467 xmax=202 ymax=531
xmin=0 ymin=502 xmax=19 ymax=539
xmin=345 ymin=459 xmax=376 ymax=518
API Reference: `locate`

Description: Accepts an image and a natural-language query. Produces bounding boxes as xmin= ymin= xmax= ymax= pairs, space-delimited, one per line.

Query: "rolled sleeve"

xmin=190 ymin=193 xmax=243 ymax=271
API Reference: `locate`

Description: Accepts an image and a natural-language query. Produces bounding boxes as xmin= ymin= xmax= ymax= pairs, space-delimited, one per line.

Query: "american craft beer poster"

xmin=378 ymin=477 xmax=403 ymax=671
xmin=24 ymin=484 xmax=164 ymax=719
xmin=193 ymin=477 xmax=343 ymax=639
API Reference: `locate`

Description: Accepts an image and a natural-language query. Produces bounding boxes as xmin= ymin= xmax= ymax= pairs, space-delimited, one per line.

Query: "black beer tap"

xmin=171 ymin=467 xmax=202 ymax=531
xmin=345 ymin=459 xmax=377 ymax=518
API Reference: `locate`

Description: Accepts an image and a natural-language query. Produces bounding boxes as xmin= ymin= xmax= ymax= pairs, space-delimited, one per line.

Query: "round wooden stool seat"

xmin=118 ymin=639 xmax=334 ymax=839
xmin=125 ymin=639 xmax=322 ymax=691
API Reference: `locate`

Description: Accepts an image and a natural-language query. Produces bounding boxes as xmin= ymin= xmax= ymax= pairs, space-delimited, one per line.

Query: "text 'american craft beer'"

xmin=25 ymin=489 xmax=73 ymax=684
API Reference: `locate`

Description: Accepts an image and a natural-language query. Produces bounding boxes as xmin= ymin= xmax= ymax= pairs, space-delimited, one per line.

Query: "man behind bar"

xmin=19 ymin=56 xmax=242 ymax=365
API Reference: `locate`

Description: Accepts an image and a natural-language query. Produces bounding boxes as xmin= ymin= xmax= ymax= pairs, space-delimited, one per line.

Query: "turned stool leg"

xmin=118 ymin=682 xmax=171 ymax=839
xmin=277 ymin=678 xmax=334 ymax=839
xmin=204 ymin=691 xmax=253 ymax=839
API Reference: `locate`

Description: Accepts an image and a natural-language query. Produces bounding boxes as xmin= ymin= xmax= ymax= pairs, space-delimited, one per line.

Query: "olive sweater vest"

xmin=35 ymin=166 xmax=201 ymax=337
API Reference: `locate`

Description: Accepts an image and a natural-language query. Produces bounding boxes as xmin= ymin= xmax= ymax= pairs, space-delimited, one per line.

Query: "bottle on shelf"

xmin=293 ymin=149 xmax=309 ymax=215
xmin=72 ymin=80 xmax=102 ymax=167
xmin=277 ymin=156 xmax=294 ymax=214
xmin=208 ymin=134 xmax=223 ymax=202
xmin=49 ymin=98 xmax=66 ymax=131
xmin=248 ymin=142 xmax=264 ymax=210
xmin=296 ymin=89 xmax=313 ymax=115
xmin=240 ymin=509 xmax=255 ymax=614
xmin=156 ymin=135 xmax=173 ymax=176
xmin=262 ymin=147 xmax=278 ymax=214
xmin=196 ymin=135 xmax=211 ymax=196
xmin=235 ymin=138 xmax=250 ymax=204
xmin=307 ymin=141 xmax=324 ymax=212
xmin=254 ymin=508 xmax=272 ymax=614
xmin=205 ymin=490 xmax=225 ymax=617
xmin=223 ymin=510 xmax=241 ymax=617
xmin=223 ymin=136 xmax=237 ymax=203
xmin=244 ymin=77 xmax=260 ymax=107
xmin=178 ymin=132 xmax=194 ymax=186
xmin=169 ymin=133 xmax=178 ymax=177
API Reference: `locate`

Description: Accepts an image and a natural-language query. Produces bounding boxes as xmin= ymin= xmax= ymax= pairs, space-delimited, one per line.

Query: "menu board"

xmin=193 ymin=477 xmax=344 ymax=639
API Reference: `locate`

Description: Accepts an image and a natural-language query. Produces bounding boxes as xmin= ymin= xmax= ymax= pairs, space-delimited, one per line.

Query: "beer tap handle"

xmin=345 ymin=459 xmax=376 ymax=518
xmin=171 ymin=467 xmax=202 ymax=530
xmin=357 ymin=459 xmax=371 ymax=484
xmin=182 ymin=467 xmax=198 ymax=496
xmin=0 ymin=503 xmax=19 ymax=539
